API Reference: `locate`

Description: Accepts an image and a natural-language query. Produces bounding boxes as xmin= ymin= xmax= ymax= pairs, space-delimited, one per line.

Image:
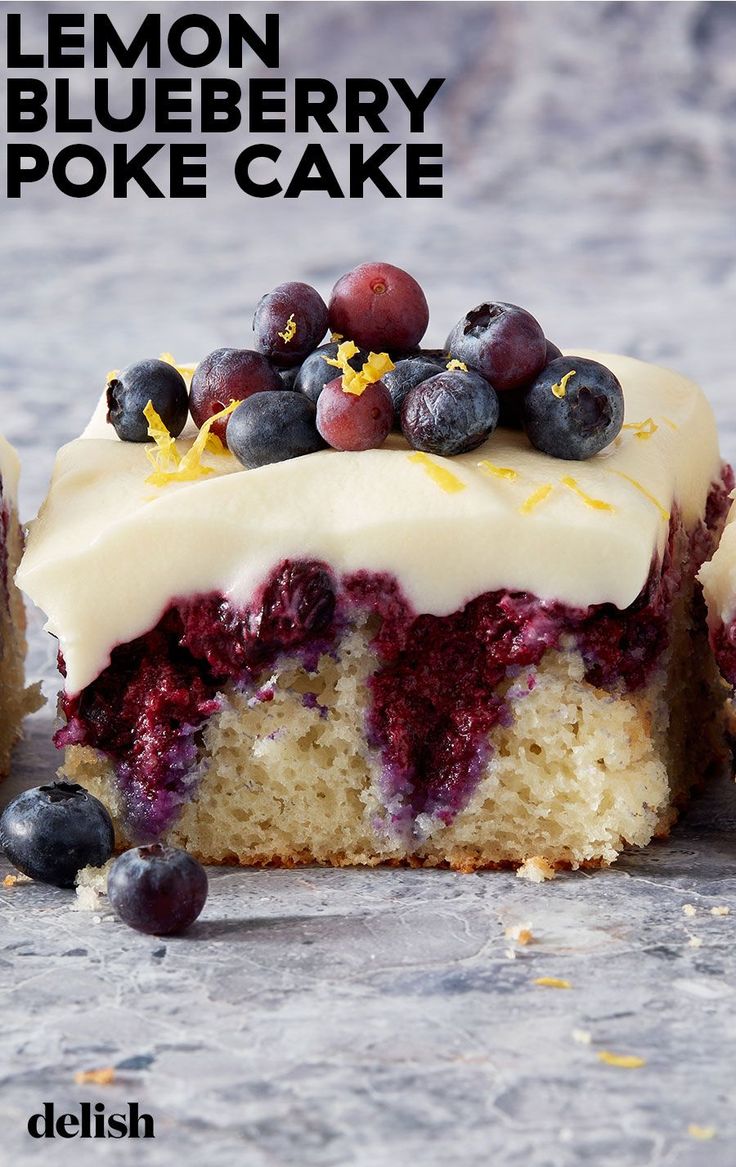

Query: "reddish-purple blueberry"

xmin=445 ymin=302 xmax=546 ymax=392
xmin=316 ymin=376 xmax=394 ymax=451
xmin=190 ymin=348 xmax=282 ymax=444
xmin=328 ymin=262 xmax=429 ymax=352
xmin=253 ymin=281 xmax=329 ymax=369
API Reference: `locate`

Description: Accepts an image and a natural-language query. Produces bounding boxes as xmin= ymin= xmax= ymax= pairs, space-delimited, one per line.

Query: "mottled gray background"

xmin=3 ymin=3 xmax=736 ymax=1165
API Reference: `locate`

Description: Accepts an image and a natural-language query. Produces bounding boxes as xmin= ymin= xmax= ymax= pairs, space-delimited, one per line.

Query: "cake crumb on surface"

xmin=3 ymin=872 xmax=31 ymax=887
xmin=682 ymin=904 xmax=697 ymax=917
xmin=688 ymin=936 xmax=703 ymax=948
xmin=710 ymin=906 xmax=730 ymax=916
xmin=72 ymin=860 xmax=112 ymax=911
xmin=505 ymin=923 xmax=534 ymax=945
xmin=517 ymin=857 xmax=556 ymax=883
xmin=688 ymin=1124 xmax=716 ymax=1141
xmin=597 ymin=1051 xmax=645 ymax=1068
xmin=572 ymin=1028 xmax=592 ymax=1044
xmin=74 ymin=1067 xmax=116 ymax=1086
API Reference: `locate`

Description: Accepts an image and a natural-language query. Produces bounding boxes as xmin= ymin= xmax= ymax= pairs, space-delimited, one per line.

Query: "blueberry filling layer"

xmin=56 ymin=476 xmax=730 ymax=842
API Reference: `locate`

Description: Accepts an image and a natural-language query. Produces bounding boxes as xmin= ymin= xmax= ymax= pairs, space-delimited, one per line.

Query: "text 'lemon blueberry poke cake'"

xmin=0 ymin=434 xmax=36 ymax=777
xmin=17 ymin=264 xmax=733 ymax=870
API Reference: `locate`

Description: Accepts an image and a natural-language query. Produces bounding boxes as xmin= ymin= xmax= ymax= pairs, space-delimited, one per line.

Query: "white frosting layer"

xmin=18 ymin=351 xmax=722 ymax=695
xmin=699 ymin=499 xmax=736 ymax=627
xmin=0 ymin=435 xmax=20 ymax=509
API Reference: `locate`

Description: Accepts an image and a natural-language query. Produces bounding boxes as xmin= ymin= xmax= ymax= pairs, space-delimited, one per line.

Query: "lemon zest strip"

xmin=278 ymin=314 xmax=297 ymax=343
xmin=446 ymin=359 xmax=468 ymax=372
xmin=597 ymin=1051 xmax=646 ymax=1069
xmin=521 ymin=484 xmax=553 ymax=514
xmin=662 ymin=416 xmax=679 ymax=431
xmin=330 ymin=331 xmax=344 ymax=343
xmin=324 ymin=341 xmax=395 ymax=397
xmin=551 ymin=369 xmax=576 ymax=398
xmin=477 ymin=460 xmax=518 ymax=481
xmin=561 ymin=475 xmax=615 ymax=512
xmin=408 ymin=452 xmax=466 ymax=494
xmin=607 ymin=469 xmax=670 ymax=522
xmin=622 ymin=417 xmax=658 ymax=440
xmin=533 ymin=977 xmax=571 ymax=989
xmin=145 ymin=400 xmax=239 ymax=487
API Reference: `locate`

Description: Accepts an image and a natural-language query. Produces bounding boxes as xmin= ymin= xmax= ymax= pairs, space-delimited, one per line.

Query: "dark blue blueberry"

xmin=523 ymin=356 xmax=624 ymax=460
xmin=106 ymin=359 xmax=188 ymax=443
xmin=227 ymin=391 xmax=326 ymax=468
xmin=401 ymin=370 xmax=499 ymax=456
xmin=544 ymin=339 xmax=563 ymax=362
xmin=0 ymin=782 xmax=114 ymax=887
xmin=107 ymin=844 xmax=207 ymax=936
xmin=295 ymin=342 xmax=368 ymax=404
xmin=383 ymin=357 xmax=443 ymax=419
xmin=253 ymin=281 xmax=329 ymax=369
xmin=445 ymin=302 xmax=546 ymax=392
xmin=278 ymin=365 xmax=301 ymax=391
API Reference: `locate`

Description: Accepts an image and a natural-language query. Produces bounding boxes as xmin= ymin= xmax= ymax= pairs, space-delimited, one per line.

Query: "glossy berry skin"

xmin=0 ymin=782 xmax=114 ymax=888
xmin=523 ymin=356 xmax=624 ymax=460
xmin=328 ymin=262 xmax=429 ymax=352
xmin=383 ymin=357 xmax=440 ymax=418
xmin=316 ymin=376 xmax=394 ymax=452
xmin=190 ymin=349 xmax=282 ymax=444
xmin=401 ymin=370 xmax=499 ymax=456
xmin=278 ymin=365 xmax=301 ymax=391
xmin=107 ymin=844 xmax=208 ymax=936
xmin=253 ymin=281 xmax=329 ymax=369
xmin=107 ymin=359 xmax=188 ymax=443
xmin=445 ymin=302 xmax=546 ymax=392
xmin=227 ymin=391 xmax=326 ymax=468
xmin=545 ymin=339 xmax=563 ymax=362
xmin=295 ymin=342 xmax=368 ymax=404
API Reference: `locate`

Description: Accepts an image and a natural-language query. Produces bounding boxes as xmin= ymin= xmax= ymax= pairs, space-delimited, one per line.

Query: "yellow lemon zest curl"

xmin=278 ymin=314 xmax=297 ymax=344
xmin=159 ymin=352 xmax=197 ymax=387
xmin=533 ymin=977 xmax=572 ymax=989
xmin=144 ymin=399 xmax=239 ymax=487
xmin=561 ymin=475 xmax=615 ymax=512
xmin=622 ymin=417 xmax=658 ymax=440
xmin=324 ymin=341 xmax=395 ymax=397
xmin=521 ymin=484 xmax=554 ymax=514
xmin=552 ymin=369 xmax=576 ymax=399
xmin=446 ymin=359 xmax=469 ymax=372
xmin=408 ymin=452 xmax=465 ymax=494
xmin=477 ymin=460 xmax=518 ymax=481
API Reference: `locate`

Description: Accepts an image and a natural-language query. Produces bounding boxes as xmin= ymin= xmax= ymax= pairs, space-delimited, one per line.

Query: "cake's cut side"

xmin=59 ymin=470 xmax=730 ymax=870
xmin=0 ymin=437 xmax=37 ymax=779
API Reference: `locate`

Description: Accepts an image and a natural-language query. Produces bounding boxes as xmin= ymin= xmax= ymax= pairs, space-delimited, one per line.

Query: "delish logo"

xmin=27 ymin=1101 xmax=154 ymax=1139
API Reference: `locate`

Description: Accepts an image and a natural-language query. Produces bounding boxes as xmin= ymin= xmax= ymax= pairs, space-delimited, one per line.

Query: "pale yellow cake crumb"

xmin=688 ymin=1124 xmax=716 ymax=1141
xmin=505 ymin=923 xmax=534 ymax=945
xmin=710 ymin=906 xmax=730 ymax=917
xmin=572 ymin=1028 xmax=592 ymax=1045
xmin=72 ymin=860 xmax=113 ymax=912
xmin=682 ymin=904 xmax=697 ymax=917
xmin=688 ymin=936 xmax=703 ymax=949
xmin=74 ymin=1067 xmax=116 ymax=1086
xmin=517 ymin=857 xmax=556 ymax=883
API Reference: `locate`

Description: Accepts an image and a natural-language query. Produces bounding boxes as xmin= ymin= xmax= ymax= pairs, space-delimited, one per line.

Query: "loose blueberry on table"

xmin=0 ymin=782 xmax=114 ymax=888
xmin=107 ymin=844 xmax=208 ymax=936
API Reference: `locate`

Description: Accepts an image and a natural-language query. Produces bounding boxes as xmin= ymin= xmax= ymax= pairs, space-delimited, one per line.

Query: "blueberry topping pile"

xmin=108 ymin=264 xmax=624 ymax=466
xmin=0 ymin=781 xmax=114 ymax=887
xmin=107 ymin=844 xmax=208 ymax=936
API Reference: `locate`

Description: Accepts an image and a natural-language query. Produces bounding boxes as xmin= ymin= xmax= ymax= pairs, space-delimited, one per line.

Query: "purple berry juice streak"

xmin=56 ymin=472 xmax=730 ymax=842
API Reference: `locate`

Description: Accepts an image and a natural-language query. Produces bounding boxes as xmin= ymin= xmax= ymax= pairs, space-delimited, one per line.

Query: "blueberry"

xmin=107 ymin=843 xmax=207 ymax=935
xmin=544 ymin=339 xmax=563 ymax=362
xmin=0 ymin=782 xmax=114 ymax=888
xmin=107 ymin=360 xmax=189 ymax=443
xmin=523 ymin=356 xmax=624 ymax=460
xmin=295 ymin=342 xmax=368 ymax=404
xmin=316 ymin=376 xmax=394 ymax=451
xmin=253 ymin=281 xmax=329 ymax=369
xmin=383 ymin=357 xmax=441 ymax=418
xmin=227 ymin=391 xmax=326 ymax=468
xmin=278 ymin=365 xmax=301 ymax=391
xmin=401 ymin=370 xmax=499 ymax=456
xmin=190 ymin=348 xmax=283 ymax=446
xmin=329 ymin=262 xmax=429 ymax=352
xmin=445 ymin=302 xmax=547 ymax=392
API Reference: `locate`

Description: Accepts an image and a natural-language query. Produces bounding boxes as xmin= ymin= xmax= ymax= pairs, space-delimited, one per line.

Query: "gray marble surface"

xmin=3 ymin=2 xmax=736 ymax=1164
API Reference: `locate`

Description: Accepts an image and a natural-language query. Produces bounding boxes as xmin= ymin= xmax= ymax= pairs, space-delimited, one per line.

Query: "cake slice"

xmin=0 ymin=435 xmax=37 ymax=778
xmin=16 ymin=351 xmax=730 ymax=870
